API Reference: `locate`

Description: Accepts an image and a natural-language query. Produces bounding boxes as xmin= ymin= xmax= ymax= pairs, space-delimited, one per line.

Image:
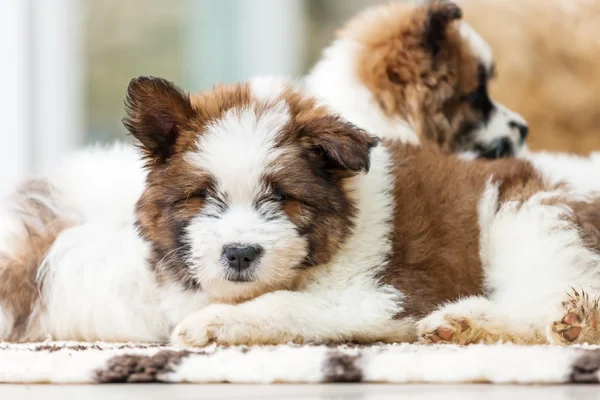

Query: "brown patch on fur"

xmin=483 ymin=158 xmax=547 ymax=204
xmin=338 ymin=1 xmax=487 ymax=153
xmin=568 ymin=198 xmax=600 ymax=254
xmin=379 ymin=142 xmax=544 ymax=318
xmin=0 ymin=180 xmax=75 ymax=341
xmin=94 ymin=350 xmax=191 ymax=383
xmin=128 ymin=78 xmax=377 ymax=300
xmin=132 ymin=81 xmax=253 ymax=290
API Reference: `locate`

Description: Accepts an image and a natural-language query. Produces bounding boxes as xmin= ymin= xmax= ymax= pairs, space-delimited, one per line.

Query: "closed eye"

xmin=175 ymin=188 xmax=208 ymax=205
xmin=272 ymin=188 xmax=290 ymax=203
xmin=189 ymin=188 xmax=207 ymax=200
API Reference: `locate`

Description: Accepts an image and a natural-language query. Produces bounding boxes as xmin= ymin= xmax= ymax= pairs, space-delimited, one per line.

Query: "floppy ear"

xmin=300 ymin=116 xmax=380 ymax=177
xmin=123 ymin=76 xmax=196 ymax=163
xmin=424 ymin=1 xmax=462 ymax=55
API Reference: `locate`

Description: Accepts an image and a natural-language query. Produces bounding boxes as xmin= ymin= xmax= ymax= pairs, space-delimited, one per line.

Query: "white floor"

xmin=1 ymin=384 xmax=599 ymax=400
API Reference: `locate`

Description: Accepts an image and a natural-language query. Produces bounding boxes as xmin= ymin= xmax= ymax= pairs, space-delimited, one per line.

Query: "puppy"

xmin=161 ymin=79 xmax=600 ymax=347
xmin=304 ymin=0 xmax=600 ymax=344
xmin=310 ymin=2 xmax=600 ymax=206
xmin=304 ymin=1 xmax=528 ymax=159
xmin=1 ymin=77 xmax=598 ymax=347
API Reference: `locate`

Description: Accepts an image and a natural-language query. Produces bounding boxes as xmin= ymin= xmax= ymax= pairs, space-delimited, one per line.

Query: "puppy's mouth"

xmin=475 ymin=137 xmax=516 ymax=159
xmin=223 ymin=270 xmax=256 ymax=283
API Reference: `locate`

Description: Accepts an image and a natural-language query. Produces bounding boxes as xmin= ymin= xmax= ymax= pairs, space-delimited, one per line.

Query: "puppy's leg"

xmin=417 ymin=296 xmax=546 ymax=345
xmin=171 ymin=287 xmax=414 ymax=347
xmin=547 ymin=288 xmax=600 ymax=345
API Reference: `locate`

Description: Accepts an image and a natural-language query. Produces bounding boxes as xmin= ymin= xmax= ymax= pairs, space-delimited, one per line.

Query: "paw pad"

xmin=421 ymin=318 xmax=471 ymax=344
xmin=551 ymin=288 xmax=600 ymax=344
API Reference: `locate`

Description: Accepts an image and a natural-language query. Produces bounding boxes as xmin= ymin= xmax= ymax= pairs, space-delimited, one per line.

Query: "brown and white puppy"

xmin=305 ymin=0 xmax=529 ymax=159
xmin=1 ymin=76 xmax=598 ymax=346
xmin=310 ymin=1 xmax=600 ymax=218
xmin=158 ymin=78 xmax=600 ymax=347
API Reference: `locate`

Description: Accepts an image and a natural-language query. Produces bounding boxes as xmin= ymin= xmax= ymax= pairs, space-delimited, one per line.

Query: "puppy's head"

xmin=338 ymin=0 xmax=528 ymax=158
xmin=125 ymin=76 xmax=378 ymax=301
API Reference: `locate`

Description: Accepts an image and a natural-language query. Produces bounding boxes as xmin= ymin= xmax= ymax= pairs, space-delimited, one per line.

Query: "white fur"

xmin=1 ymin=143 xmax=209 ymax=342
xmin=47 ymin=143 xmax=147 ymax=224
xmin=37 ymin=221 xmax=167 ymax=341
xmin=419 ymin=181 xmax=600 ymax=344
xmin=183 ymin=104 xmax=308 ymax=300
xmin=471 ymin=102 xmax=528 ymax=156
xmin=186 ymin=104 xmax=290 ymax=203
xmin=480 ymin=187 xmax=600 ymax=312
xmin=523 ymin=149 xmax=600 ymax=195
xmin=173 ymin=145 xmax=413 ymax=346
xmin=459 ymin=21 xmax=494 ymax=71
xmin=305 ymin=31 xmax=528 ymax=157
xmin=250 ymin=76 xmax=289 ymax=105
xmin=304 ymin=39 xmax=419 ymax=144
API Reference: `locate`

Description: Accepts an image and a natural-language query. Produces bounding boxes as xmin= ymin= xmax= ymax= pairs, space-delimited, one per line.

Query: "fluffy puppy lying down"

xmin=1 ymin=76 xmax=599 ymax=347
xmin=304 ymin=1 xmax=528 ymax=159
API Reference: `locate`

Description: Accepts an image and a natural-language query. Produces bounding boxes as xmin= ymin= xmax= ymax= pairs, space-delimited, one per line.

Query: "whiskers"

xmin=156 ymin=246 xmax=187 ymax=270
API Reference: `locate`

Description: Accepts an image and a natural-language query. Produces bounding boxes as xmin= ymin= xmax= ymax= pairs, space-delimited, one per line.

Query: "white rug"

xmin=1 ymin=342 xmax=599 ymax=384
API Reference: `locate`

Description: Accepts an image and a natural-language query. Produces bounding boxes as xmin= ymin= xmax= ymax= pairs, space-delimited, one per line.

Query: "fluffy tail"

xmin=0 ymin=180 xmax=75 ymax=341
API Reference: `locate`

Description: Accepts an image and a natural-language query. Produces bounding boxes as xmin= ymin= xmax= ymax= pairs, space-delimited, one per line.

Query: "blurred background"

xmin=1 ymin=0 xmax=599 ymax=196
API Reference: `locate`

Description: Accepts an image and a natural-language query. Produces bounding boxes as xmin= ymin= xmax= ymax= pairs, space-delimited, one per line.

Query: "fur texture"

xmin=1 ymin=77 xmax=600 ymax=348
xmin=1 ymin=1 xmax=599 ymax=347
xmin=304 ymin=1 xmax=528 ymax=159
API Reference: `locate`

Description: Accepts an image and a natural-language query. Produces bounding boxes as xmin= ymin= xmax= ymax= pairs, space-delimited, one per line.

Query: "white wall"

xmin=0 ymin=0 xmax=83 ymax=197
xmin=31 ymin=0 xmax=84 ymax=173
xmin=0 ymin=0 xmax=32 ymax=197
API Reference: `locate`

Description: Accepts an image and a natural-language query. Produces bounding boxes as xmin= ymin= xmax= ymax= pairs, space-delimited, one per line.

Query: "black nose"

xmin=480 ymin=137 xmax=513 ymax=159
xmin=509 ymin=121 xmax=529 ymax=141
xmin=223 ymin=245 xmax=263 ymax=271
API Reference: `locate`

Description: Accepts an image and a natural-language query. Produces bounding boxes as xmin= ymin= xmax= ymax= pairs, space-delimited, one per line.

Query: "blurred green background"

xmin=85 ymin=0 xmax=402 ymax=143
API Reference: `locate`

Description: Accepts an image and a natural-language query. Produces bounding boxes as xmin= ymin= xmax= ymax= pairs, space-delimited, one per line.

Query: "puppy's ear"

xmin=424 ymin=1 xmax=462 ymax=55
xmin=299 ymin=116 xmax=379 ymax=177
xmin=123 ymin=76 xmax=195 ymax=163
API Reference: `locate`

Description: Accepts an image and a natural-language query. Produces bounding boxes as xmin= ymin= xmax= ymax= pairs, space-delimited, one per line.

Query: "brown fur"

xmin=569 ymin=199 xmax=600 ymax=254
xmin=337 ymin=1 xmax=489 ymax=153
xmin=4 ymin=74 xmax=597 ymax=344
xmin=129 ymin=78 xmax=378 ymax=299
xmin=131 ymin=81 xmax=254 ymax=290
xmin=379 ymin=141 xmax=544 ymax=318
xmin=461 ymin=0 xmax=600 ymax=154
xmin=0 ymin=180 xmax=75 ymax=341
xmin=129 ymin=77 xmax=585 ymax=326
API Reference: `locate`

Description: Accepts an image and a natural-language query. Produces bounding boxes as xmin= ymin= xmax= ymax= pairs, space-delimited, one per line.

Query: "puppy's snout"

xmin=223 ymin=244 xmax=263 ymax=271
xmin=480 ymin=137 xmax=514 ymax=159
xmin=509 ymin=121 xmax=529 ymax=142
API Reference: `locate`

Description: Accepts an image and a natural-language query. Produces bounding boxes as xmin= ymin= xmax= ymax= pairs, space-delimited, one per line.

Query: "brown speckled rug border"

xmin=0 ymin=342 xmax=599 ymax=384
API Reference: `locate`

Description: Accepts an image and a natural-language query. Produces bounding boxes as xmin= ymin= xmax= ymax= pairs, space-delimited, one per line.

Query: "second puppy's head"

xmin=125 ymin=77 xmax=377 ymax=301
xmin=309 ymin=1 xmax=528 ymax=158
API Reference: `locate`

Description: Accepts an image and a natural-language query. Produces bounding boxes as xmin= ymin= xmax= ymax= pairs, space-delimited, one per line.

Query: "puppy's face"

xmin=125 ymin=77 xmax=377 ymax=301
xmin=341 ymin=1 xmax=528 ymax=158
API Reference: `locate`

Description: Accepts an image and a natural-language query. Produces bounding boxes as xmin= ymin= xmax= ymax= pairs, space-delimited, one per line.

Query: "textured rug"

xmin=1 ymin=342 xmax=600 ymax=384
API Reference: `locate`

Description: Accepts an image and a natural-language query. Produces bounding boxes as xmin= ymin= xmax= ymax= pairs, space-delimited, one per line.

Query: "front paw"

xmin=171 ymin=304 xmax=247 ymax=347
